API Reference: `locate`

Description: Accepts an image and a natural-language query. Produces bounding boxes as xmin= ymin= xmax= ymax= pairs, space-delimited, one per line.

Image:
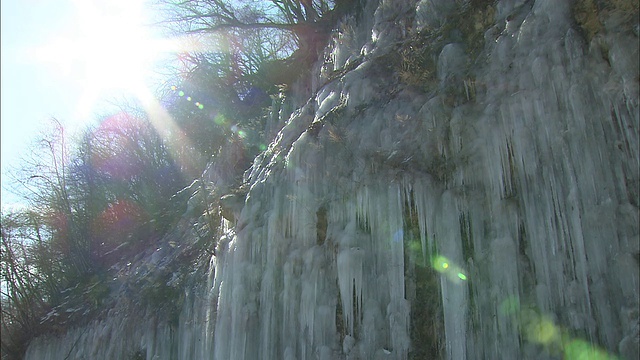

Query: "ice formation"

xmin=25 ymin=0 xmax=638 ymax=359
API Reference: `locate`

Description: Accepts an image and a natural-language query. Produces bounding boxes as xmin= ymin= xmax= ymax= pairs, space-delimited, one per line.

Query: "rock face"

xmin=25 ymin=0 xmax=638 ymax=359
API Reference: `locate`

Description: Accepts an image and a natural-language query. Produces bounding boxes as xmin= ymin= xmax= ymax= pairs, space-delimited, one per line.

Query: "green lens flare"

xmin=178 ymin=91 xmax=184 ymax=97
xmin=563 ymin=339 xmax=618 ymax=360
xmin=214 ymin=114 xmax=226 ymax=125
xmin=432 ymin=256 xmax=450 ymax=273
xmin=457 ymin=273 xmax=467 ymax=280
xmin=498 ymin=296 xmax=520 ymax=316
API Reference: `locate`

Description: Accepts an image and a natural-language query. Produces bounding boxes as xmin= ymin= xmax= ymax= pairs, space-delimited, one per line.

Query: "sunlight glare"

xmin=29 ymin=0 xmax=186 ymax=122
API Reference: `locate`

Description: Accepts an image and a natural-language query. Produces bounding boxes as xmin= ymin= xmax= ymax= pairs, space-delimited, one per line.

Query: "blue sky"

xmin=1 ymin=0 xmax=179 ymax=209
xmin=1 ymin=0 xmax=76 ymax=206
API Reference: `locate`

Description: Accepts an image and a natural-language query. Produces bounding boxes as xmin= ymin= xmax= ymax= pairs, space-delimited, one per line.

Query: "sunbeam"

xmin=27 ymin=0 xmax=195 ymax=124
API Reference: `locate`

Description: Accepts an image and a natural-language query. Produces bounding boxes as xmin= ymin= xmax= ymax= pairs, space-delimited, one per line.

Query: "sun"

xmin=30 ymin=0 xmax=181 ymax=120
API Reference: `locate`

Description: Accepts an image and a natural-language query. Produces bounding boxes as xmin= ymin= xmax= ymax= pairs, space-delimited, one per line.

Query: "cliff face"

xmin=25 ymin=0 xmax=639 ymax=359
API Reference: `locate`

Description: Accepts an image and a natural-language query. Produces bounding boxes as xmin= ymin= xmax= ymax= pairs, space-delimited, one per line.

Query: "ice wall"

xmin=23 ymin=285 xmax=216 ymax=360
xmin=25 ymin=0 xmax=638 ymax=359
xmin=23 ymin=244 xmax=217 ymax=360
xmin=23 ymin=312 xmax=175 ymax=360
xmin=211 ymin=0 xmax=638 ymax=358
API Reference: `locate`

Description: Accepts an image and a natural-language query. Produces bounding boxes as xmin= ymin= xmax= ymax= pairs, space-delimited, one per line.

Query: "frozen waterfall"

xmin=25 ymin=0 xmax=638 ymax=359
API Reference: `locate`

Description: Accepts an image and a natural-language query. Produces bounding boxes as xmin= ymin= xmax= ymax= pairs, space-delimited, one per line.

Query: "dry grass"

xmin=398 ymin=1 xmax=496 ymax=92
xmin=573 ymin=0 xmax=639 ymax=40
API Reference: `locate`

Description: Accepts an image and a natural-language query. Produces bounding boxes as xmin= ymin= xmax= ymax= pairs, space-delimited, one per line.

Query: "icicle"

xmin=337 ymin=246 xmax=364 ymax=336
xmin=25 ymin=1 xmax=639 ymax=359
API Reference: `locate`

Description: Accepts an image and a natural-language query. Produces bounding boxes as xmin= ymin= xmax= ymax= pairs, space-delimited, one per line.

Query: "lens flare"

xmin=498 ymin=299 xmax=620 ymax=359
xmin=432 ymin=256 xmax=450 ymax=272
xmin=524 ymin=315 xmax=560 ymax=345
xmin=499 ymin=296 xmax=520 ymax=316
xmin=431 ymin=255 xmax=467 ymax=283
xmin=214 ymin=114 xmax=226 ymax=125
xmin=171 ymin=86 xmax=208 ymax=110
xmin=563 ymin=339 xmax=619 ymax=360
xmin=26 ymin=0 xmax=204 ymax=124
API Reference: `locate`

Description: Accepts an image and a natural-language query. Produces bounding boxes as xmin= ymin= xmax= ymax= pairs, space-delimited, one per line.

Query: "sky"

xmin=1 ymin=0 xmax=188 ymax=209
xmin=2 ymin=0 xmax=75 ymax=207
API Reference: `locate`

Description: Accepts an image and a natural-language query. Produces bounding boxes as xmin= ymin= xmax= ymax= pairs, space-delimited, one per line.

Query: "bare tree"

xmin=161 ymin=1 xmax=339 ymax=44
xmin=158 ymin=0 xmax=358 ymax=81
xmin=1 ymin=210 xmax=50 ymax=360
xmin=10 ymin=119 xmax=95 ymax=277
